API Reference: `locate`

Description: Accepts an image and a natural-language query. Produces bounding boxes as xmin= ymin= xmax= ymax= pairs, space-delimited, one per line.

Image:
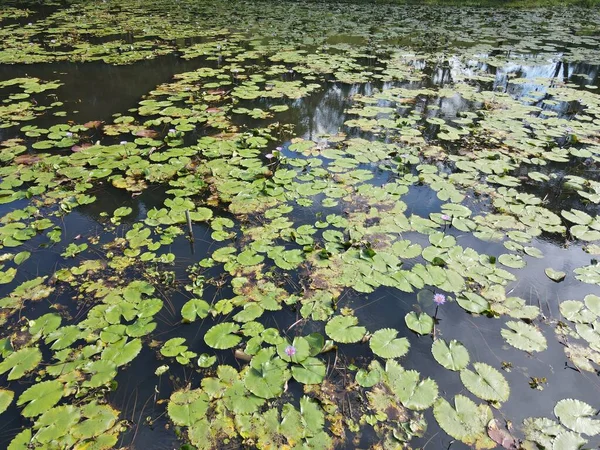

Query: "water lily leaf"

xmin=113 ymin=206 xmax=132 ymax=218
xmin=14 ymin=251 xmax=30 ymax=265
xmin=584 ymin=295 xmax=600 ymax=317
xmin=501 ymin=321 xmax=547 ymax=352
xmin=487 ymin=418 xmax=519 ymax=450
xmin=189 ymin=207 xmax=213 ymax=222
xmin=433 ymin=395 xmax=495 ymax=448
xmin=562 ymin=209 xmax=593 ymax=225
xmin=197 ymin=354 xmax=216 ymax=368
xmin=237 ymin=250 xmax=264 ymax=266
xmin=103 ymin=338 xmax=142 ymax=367
xmin=29 ymin=313 xmax=61 ymax=337
xmin=181 ymin=299 xmax=210 ymax=322
xmin=524 ymin=247 xmax=543 ymax=259
xmin=545 ymin=268 xmax=566 ymax=282
xmin=498 ymin=254 xmax=526 ymax=269
xmin=429 ymin=231 xmax=456 ymax=248
xmin=571 ymin=225 xmax=600 ymax=241
xmin=244 ymin=350 xmax=288 ymax=399
xmin=369 ymin=328 xmax=410 ymax=359
xmin=72 ymin=402 xmax=119 ymax=441
xmin=0 ymin=268 xmax=17 ymax=284
xmin=457 ymin=292 xmax=489 ymax=314
xmin=405 ymin=312 xmax=433 ymax=335
xmin=0 ymin=347 xmax=42 ymax=380
xmin=523 ymin=417 xmax=564 ymax=449
xmin=168 ymin=389 xmax=209 ymax=427
xmin=17 ymin=380 xmax=63 ymax=417
xmin=432 ymin=339 xmax=469 ymax=371
xmin=34 ymin=405 xmax=80 ymax=444
xmin=554 ymin=399 xmax=600 ymax=435
xmin=204 ymin=322 xmax=241 ymax=349
xmin=291 ymin=357 xmax=326 ymax=384
xmin=0 ymin=389 xmax=14 ymax=414
xmin=552 ymin=431 xmax=587 ymax=450
xmin=305 ymin=332 xmax=325 ymax=356
xmin=390 ymin=369 xmax=438 ymax=410
xmin=460 ymin=362 xmax=510 ymax=403
xmin=356 ymin=367 xmax=381 ymax=387
xmin=325 ymin=316 xmax=366 ymax=344
xmin=7 ymin=429 xmax=31 ymax=450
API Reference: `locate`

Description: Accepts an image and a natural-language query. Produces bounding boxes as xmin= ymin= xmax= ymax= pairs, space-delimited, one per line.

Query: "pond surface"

xmin=1 ymin=1 xmax=600 ymax=449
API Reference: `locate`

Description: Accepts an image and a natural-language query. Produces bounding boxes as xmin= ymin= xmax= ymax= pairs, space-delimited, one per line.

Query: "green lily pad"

xmin=405 ymin=312 xmax=434 ymax=335
xmin=290 ymin=357 xmax=326 ymax=384
xmin=433 ymin=395 xmax=495 ymax=448
xmin=0 ymin=347 xmax=42 ymax=380
xmin=369 ymin=328 xmax=410 ymax=359
xmin=545 ymin=268 xmax=566 ymax=282
xmin=554 ymin=398 xmax=600 ymax=436
xmin=498 ymin=253 xmax=526 ymax=269
xmin=460 ymin=362 xmax=510 ymax=403
xmin=501 ymin=321 xmax=547 ymax=353
xmin=17 ymin=380 xmax=63 ymax=417
xmin=0 ymin=389 xmax=14 ymax=414
xmin=204 ymin=322 xmax=242 ymax=349
xmin=432 ymin=339 xmax=470 ymax=371
xmin=325 ymin=316 xmax=366 ymax=344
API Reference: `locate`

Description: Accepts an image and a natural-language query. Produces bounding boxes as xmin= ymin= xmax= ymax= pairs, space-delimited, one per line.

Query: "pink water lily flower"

xmin=433 ymin=293 xmax=446 ymax=305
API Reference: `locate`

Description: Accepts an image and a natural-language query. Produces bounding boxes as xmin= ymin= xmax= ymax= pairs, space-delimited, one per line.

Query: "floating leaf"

xmin=498 ymin=254 xmax=526 ymax=269
xmin=501 ymin=321 xmax=547 ymax=352
xmin=356 ymin=367 xmax=381 ymax=387
xmin=457 ymin=292 xmax=489 ymax=314
xmin=290 ymin=357 xmax=326 ymax=384
xmin=204 ymin=322 xmax=241 ymax=349
xmin=433 ymin=395 xmax=495 ymax=448
xmin=390 ymin=368 xmax=438 ymax=410
xmin=0 ymin=389 xmax=14 ymax=414
xmin=197 ymin=354 xmax=216 ymax=368
xmin=545 ymin=268 xmax=566 ymax=282
xmin=405 ymin=312 xmax=433 ymax=335
xmin=168 ymin=389 xmax=209 ymax=427
xmin=0 ymin=347 xmax=42 ymax=380
xmin=17 ymin=380 xmax=63 ymax=417
xmin=181 ymin=299 xmax=210 ymax=322
xmin=487 ymin=419 xmax=519 ymax=450
xmin=325 ymin=316 xmax=366 ymax=344
xmin=244 ymin=349 xmax=288 ymax=399
xmin=369 ymin=328 xmax=410 ymax=359
xmin=554 ymin=399 xmax=600 ymax=435
xmin=460 ymin=362 xmax=510 ymax=403
xmin=552 ymin=431 xmax=587 ymax=450
xmin=432 ymin=339 xmax=469 ymax=371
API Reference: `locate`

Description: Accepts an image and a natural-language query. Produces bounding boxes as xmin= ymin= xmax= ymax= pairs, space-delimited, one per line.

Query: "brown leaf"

xmin=487 ymin=419 xmax=519 ymax=449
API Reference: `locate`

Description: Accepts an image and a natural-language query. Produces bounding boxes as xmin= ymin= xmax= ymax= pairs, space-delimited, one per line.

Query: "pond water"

xmin=1 ymin=1 xmax=600 ymax=449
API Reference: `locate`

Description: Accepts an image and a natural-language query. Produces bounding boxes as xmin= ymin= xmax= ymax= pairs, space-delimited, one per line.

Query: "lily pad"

xmin=405 ymin=312 xmax=434 ymax=335
xmin=325 ymin=316 xmax=366 ymax=344
xmin=460 ymin=362 xmax=510 ymax=403
xmin=432 ymin=339 xmax=470 ymax=371
xmin=554 ymin=399 xmax=600 ymax=435
xmin=369 ymin=328 xmax=410 ymax=359
xmin=545 ymin=268 xmax=566 ymax=282
xmin=501 ymin=321 xmax=547 ymax=353
xmin=204 ymin=322 xmax=242 ymax=349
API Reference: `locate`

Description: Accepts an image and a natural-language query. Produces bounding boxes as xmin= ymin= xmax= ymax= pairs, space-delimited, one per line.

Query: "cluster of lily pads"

xmin=1 ymin=0 xmax=600 ymax=449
